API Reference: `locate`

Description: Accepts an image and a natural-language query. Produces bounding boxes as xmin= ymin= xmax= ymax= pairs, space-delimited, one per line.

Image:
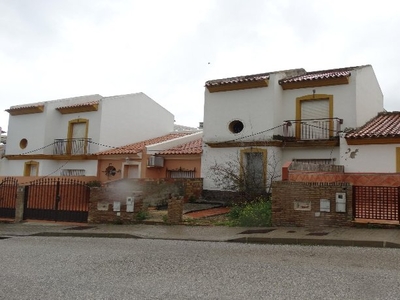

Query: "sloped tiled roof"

xmin=157 ymin=138 xmax=203 ymax=155
xmin=279 ymin=66 xmax=364 ymax=84
xmin=205 ymin=72 xmax=270 ymax=87
xmin=97 ymin=132 xmax=193 ymax=155
xmin=346 ymin=112 xmax=400 ymax=139
xmin=56 ymin=100 xmax=100 ymax=114
xmin=56 ymin=100 xmax=99 ymax=110
xmin=6 ymin=104 xmax=45 ymax=115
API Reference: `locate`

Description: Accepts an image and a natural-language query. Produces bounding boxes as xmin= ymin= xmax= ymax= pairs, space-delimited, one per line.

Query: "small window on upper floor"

xmin=20 ymin=138 xmax=28 ymax=149
xmin=229 ymin=120 xmax=244 ymax=134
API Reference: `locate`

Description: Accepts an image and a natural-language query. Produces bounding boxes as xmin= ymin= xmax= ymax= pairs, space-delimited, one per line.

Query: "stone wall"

xmin=88 ymin=187 xmax=144 ymax=224
xmin=272 ymin=181 xmax=353 ymax=227
xmin=102 ymin=178 xmax=203 ymax=206
xmin=87 ymin=178 xmax=202 ymax=223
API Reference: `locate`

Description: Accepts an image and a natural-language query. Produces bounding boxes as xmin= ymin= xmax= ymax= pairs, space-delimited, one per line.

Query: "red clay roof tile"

xmin=205 ymin=72 xmax=270 ymax=87
xmin=97 ymin=132 xmax=193 ymax=155
xmin=56 ymin=101 xmax=99 ymax=110
xmin=157 ymin=138 xmax=203 ymax=155
xmin=346 ymin=112 xmax=400 ymax=139
xmin=278 ymin=66 xmax=362 ymax=84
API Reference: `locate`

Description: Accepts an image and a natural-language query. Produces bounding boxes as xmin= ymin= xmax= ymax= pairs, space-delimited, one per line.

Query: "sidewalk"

xmin=1 ymin=221 xmax=400 ymax=248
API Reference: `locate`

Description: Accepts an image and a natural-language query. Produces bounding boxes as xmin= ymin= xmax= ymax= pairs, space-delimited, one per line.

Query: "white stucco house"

xmin=201 ymin=65 xmax=384 ymax=194
xmin=342 ymin=111 xmax=400 ymax=173
xmin=0 ymin=93 xmax=174 ymax=177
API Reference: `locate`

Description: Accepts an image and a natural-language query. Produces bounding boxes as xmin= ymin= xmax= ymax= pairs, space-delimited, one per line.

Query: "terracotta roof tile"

xmin=7 ymin=103 xmax=44 ymax=110
xmin=279 ymin=66 xmax=363 ymax=84
xmin=205 ymin=72 xmax=270 ymax=87
xmin=56 ymin=101 xmax=99 ymax=110
xmin=157 ymin=138 xmax=203 ymax=155
xmin=97 ymin=132 xmax=192 ymax=155
xmin=346 ymin=112 xmax=400 ymax=139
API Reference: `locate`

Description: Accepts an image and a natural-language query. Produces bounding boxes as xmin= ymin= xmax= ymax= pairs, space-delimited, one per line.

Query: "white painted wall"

xmin=340 ymin=136 xmax=399 ymax=173
xmin=354 ymin=65 xmax=384 ymax=127
xmin=98 ymin=93 xmax=174 ymax=151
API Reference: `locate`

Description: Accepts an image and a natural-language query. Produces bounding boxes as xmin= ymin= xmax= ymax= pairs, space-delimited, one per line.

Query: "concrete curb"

xmin=227 ymin=237 xmax=400 ymax=248
xmin=7 ymin=231 xmax=398 ymax=249
xmin=29 ymin=232 xmax=143 ymax=239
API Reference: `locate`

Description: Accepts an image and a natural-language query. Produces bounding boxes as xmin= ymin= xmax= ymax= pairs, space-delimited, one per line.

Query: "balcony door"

xmin=68 ymin=119 xmax=88 ymax=155
xmin=296 ymin=94 xmax=333 ymax=140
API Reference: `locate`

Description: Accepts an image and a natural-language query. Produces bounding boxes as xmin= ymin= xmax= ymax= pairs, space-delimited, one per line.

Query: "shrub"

xmin=228 ymin=196 xmax=271 ymax=227
xmin=136 ymin=210 xmax=149 ymax=221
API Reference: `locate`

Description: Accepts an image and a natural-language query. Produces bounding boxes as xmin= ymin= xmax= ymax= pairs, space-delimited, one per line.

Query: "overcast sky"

xmin=1 ymin=0 xmax=400 ymax=132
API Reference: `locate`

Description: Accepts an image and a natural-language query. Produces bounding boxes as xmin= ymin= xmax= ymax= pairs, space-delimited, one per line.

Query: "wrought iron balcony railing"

xmin=280 ymin=118 xmax=343 ymax=141
xmin=53 ymin=138 xmax=92 ymax=155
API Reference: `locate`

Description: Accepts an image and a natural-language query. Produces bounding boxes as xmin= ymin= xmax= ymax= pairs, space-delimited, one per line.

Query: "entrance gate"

xmin=24 ymin=178 xmax=90 ymax=223
xmin=353 ymin=186 xmax=400 ymax=222
xmin=0 ymin=177 xmax=18 ymax=219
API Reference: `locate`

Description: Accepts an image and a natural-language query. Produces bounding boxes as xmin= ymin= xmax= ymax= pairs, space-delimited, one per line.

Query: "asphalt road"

xmin=1 ymin=237 xmax=399 ymax=300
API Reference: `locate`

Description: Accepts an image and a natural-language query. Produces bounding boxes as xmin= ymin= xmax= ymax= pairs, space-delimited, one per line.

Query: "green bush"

xmin=228 ymin=197 xmax=271 ymax=227
xmin=135 ymin=210 xmax=149 ymax=221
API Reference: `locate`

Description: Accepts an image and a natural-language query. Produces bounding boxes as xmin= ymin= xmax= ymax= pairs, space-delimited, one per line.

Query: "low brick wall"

xmin=272 ymin=181 xmax=353 ymax=227
xmin=289 ymin=171 xmax=400 ymax=187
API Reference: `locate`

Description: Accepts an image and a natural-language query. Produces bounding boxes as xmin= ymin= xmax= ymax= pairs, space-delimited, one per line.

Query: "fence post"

xmin=398 ymin=187 xmax=400 ymax=223
xmin=14 ymin=186 xmax=25 ymax=223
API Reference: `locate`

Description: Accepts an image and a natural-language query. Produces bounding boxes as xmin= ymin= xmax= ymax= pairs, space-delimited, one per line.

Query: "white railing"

xmin=282 ymin=118 xmax=342 ymax=140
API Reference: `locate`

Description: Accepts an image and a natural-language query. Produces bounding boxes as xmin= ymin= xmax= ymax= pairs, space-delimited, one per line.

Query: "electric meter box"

xmin=335 ymin=192 xmax=346 ymax=213
xmin=126 ymin=197 xmax=134 ymax=212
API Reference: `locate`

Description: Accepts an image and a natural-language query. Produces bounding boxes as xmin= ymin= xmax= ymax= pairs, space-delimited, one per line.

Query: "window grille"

xmin=60 ymin=169 xmax=86 ymax=176
xmin=166 ymin=168 xmax=196 ymax=179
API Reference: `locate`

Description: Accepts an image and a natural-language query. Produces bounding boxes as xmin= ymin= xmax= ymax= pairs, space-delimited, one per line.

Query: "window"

xmin=229 ymin=120 xmax=244 ymax=133
xmin=67 ymin=119 xmax=89 ymax=154
xmin=296 ymin=94 xmax=333 ymax=140
xmin=167 ymin=168 xmax=196 ymax=179
xmin=60 ymin=169 xmax=86 ymax=176
xmin=240 ymin=148 xmax=267 ymax=193
xmin=292 ymin=158 xmax=335 ymax=165
xmin=19 ymin=138 xmax=28 ymax=149
xmin=24 ymin=161 xmax=39 ymax=176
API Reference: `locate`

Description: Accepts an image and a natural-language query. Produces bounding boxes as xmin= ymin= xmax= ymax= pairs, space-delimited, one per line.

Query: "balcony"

xmin=53 ymin=138 xmax=92 ymax=155
xmin=274 ymin=118 xmax=342 ymax=144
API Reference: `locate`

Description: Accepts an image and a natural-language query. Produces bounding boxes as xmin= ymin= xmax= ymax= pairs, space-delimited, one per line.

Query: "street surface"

xmin=1 ymin=237 xmax=399 ymax=300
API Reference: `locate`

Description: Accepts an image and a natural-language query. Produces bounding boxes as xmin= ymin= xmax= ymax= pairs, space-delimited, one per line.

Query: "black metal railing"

xmin=282 ymin=118 xmax=342 ymax=141
xmin=53 ymin=138 xmax=92 ymax=155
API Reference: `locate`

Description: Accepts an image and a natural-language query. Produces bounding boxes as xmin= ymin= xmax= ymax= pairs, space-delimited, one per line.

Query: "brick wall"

xmin=272 ymin=181 xmax=353 ymax=227
xmin=289 ymin=171 xmax=400 ymax=187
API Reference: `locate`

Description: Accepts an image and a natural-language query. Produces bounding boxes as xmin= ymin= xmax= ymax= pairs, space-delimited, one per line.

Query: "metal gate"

xmin=24 ymin=178 xmax=90 ymax=223
xmin=0 ymin=177 xmax=18 ymax=219
xmin=353 ymin=186 xmax=400 ymax=222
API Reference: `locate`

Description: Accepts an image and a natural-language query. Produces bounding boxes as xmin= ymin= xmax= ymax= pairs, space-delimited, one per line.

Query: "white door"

xmin=127 ymin=165 xmax=139 ymax=178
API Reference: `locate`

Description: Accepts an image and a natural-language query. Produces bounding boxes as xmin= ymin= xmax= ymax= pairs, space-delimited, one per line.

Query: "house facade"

xmin=201 ymin=65 xmax=384 ymax=194
xmin=97 ymin=131 xmax=202 ymax=182
xmin=342 ymin=111 xmax=400 ymax=173
xmin=0 ymin=93 xmax=174 ymax=178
